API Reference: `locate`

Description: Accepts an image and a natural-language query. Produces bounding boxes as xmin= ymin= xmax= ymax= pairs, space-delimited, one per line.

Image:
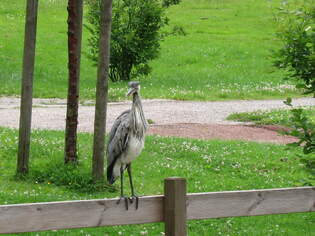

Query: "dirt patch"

xmin=148 ymin=123 xmax=298 ymax=144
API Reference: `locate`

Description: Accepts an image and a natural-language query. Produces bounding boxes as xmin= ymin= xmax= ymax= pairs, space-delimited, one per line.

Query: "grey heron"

xmin=107 ymin=81 xmax=148 ymax=210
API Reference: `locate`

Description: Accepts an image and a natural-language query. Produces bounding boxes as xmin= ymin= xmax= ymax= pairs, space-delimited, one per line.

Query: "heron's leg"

xmin=127 ymin=164 xmax=139 ymax=209
xmin=116 ymin=165 xmax=129 ymax=210
xmin=120 ymin=165 xmax=124 ymax=197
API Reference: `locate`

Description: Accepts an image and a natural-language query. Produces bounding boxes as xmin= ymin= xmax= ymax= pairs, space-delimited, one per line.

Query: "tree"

xmin=86 ymin=0 xmax=165 ymax=82
xmin=64 ymin=0 xmax=83 ymax=164
xmin=92 ymin=0 xmax=113 ymax=181
xmin=17 ymin=0 xmax=39 ymax=174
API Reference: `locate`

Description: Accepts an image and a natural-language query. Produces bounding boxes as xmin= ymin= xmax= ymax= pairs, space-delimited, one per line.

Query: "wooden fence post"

xmin=164 ymin=177 xmax=187 ymax=236
xmin=17 ymin=0 xmax=39 ymax=174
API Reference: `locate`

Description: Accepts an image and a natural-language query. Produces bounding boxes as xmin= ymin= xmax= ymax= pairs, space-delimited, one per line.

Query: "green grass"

xmin=0 ymin=0 xmax=307 ymax=101
xmin=227 ymin=107 xmax=315 ymax=127
xmin=0 ymin=127 xmax=314 ymax=235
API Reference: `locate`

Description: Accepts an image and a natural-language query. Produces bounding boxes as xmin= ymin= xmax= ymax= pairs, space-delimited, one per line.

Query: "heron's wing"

xmin=107 ymin=110 xmax=131 ymax=167
xmin=107 ymin=110 xmax=130 ymax=145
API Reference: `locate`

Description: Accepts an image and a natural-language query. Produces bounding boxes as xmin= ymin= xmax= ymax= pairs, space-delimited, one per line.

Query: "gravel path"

xmin=0 ymin=97 xmax=314 ymax=143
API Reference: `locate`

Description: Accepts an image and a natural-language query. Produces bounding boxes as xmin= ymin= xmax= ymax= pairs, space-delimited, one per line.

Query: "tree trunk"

xmin=92 ymin=0 xmax=113 ymax=181
xmin=17 ymin=0 xmax=39 ymax=174
xmin=64 ymin=0 xmax=83 ymax=164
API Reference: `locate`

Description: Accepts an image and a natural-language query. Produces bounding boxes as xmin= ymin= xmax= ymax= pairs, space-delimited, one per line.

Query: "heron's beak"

xmin=126 ymin=88 xmax=135 ymax=96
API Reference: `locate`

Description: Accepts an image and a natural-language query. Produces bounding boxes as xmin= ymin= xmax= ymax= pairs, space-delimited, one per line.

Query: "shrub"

xmin=162 ymin=0 xmax=181 ymax=8
xmin=283 ymin=104 xmax=315 ymax=182
xmin=273 ymin=3 xmax=315 ymax=95
xmin=274 ymin=3 xmax=315 ymax=183
xmin=170 ymin=25 xmax=187 ymax=36
xmin=86 ymin=0 xmax=166 ymax=82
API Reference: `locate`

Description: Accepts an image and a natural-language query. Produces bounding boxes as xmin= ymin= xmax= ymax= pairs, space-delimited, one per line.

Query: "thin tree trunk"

xmin=17 ymin=0 xmax=39 ymax=174
xmin=64 ymin=0 xmax=83 ymax=164
xmin=92 ymin=0 xmax=113 ymax=181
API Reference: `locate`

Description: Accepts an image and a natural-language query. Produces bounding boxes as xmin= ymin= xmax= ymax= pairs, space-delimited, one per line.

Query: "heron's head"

xmin=126 ymin=81 xmax=140 ymax=96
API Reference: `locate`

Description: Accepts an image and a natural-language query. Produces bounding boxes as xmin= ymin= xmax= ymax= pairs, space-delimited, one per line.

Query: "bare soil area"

xmin=148 ymin=123 xmax=297 ymax=144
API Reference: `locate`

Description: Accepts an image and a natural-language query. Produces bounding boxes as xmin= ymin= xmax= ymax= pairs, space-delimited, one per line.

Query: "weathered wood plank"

xmin=164 ymin=177 xmax=187 ymax=236
xmin=187 ymin=187 xmax=315 ymax=220
xmin=0 ymin=187 xmax=314 ymax=234
xmin=0 ymin=196 xmax=163 ymax=234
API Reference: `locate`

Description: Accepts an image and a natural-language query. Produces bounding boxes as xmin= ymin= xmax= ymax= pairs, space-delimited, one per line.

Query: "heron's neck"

xmin=131 ymin=93 xmax=147 ymax=136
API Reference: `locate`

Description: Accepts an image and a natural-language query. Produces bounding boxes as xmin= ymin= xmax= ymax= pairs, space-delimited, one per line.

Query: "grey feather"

xmin=107 ymin=110 xmax=131 ymax=167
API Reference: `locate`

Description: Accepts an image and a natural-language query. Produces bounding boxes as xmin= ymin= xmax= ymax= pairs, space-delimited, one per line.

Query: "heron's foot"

xmin=117 ymin=196 xmax=129 ymax=210
xmin=128 ymin=195 xmax=139 ymax=210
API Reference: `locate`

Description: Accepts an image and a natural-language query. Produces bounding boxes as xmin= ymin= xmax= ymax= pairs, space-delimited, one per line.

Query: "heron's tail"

xmin=107 ymin=162 xmax=116 ymax=185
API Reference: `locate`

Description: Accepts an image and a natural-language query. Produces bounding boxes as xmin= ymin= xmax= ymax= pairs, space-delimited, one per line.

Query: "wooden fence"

xmin=0 ymin=178 xmax=314 ymax=235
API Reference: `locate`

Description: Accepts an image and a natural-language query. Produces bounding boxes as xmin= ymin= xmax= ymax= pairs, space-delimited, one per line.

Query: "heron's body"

xmin=110 ymin=131 xmax=145 ymax=181
xmin=106 ymin=82 xmax=147 ymax=209
xmin=123 ymin=135 xmax=145 ymax=163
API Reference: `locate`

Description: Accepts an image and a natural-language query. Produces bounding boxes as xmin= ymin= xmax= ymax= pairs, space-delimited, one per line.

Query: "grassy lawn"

xmin=0 ymin=0 xmax=305 ymax=101
xmin=227 ymin=107 xmax=315 ymax=127
xmin=0 ymin=127 xmax=314 ymax=235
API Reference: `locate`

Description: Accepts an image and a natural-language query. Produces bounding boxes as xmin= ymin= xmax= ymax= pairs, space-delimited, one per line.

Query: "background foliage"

xmin=274 ymin=1 xmax=315 ymax=95
xmin=273 ymin=1 xmax=315 ymax=181
xmin=86 ymin=0 xmax=166 ymax=82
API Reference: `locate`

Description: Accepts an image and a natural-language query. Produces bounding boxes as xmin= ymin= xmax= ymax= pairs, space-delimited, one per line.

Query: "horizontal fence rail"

xmin=187 ymin=187 xmax=315 ymax=219
xmin=0 ymin=196 xmax=164 ymax=234
xmin=0 ymin=185 xmax=314 ymax=234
